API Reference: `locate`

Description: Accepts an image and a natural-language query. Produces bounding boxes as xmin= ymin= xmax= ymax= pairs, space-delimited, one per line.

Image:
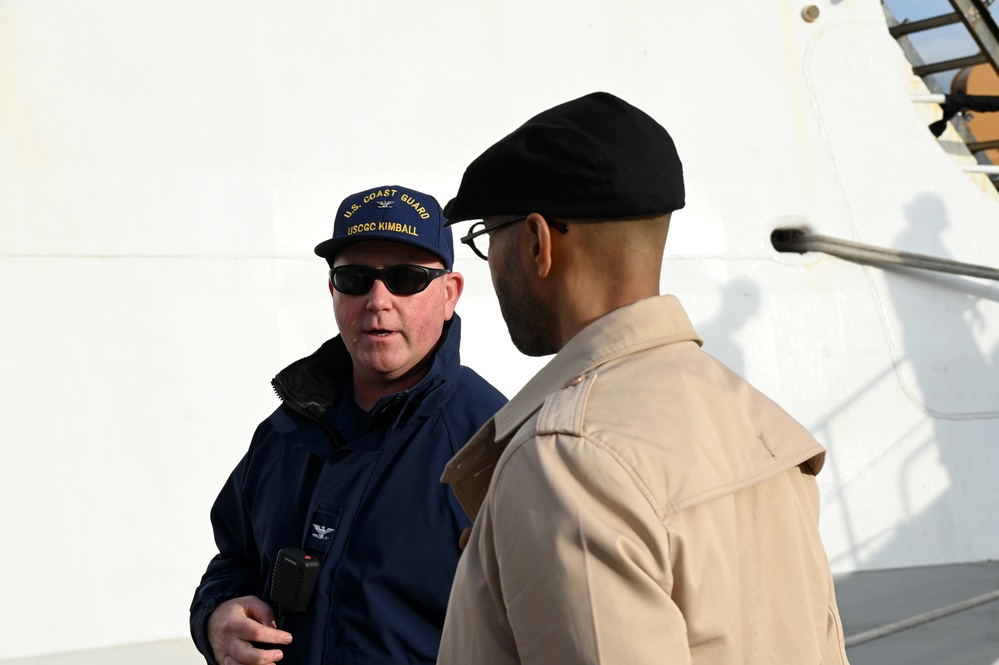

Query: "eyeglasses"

xmin=329 ymin=264 xmax=450 ymax=296
xmin=460 ymin=215 xmax=569 ymax=260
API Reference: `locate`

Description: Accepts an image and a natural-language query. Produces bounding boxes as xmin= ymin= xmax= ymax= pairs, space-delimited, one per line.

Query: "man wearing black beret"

xmin=437 ymin=92 xmax=850 ymax=664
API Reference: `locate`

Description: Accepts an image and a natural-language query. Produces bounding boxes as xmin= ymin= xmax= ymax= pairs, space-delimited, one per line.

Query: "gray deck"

xmin=837 ymin=561 xmax=999 ymax=665
xmin=2 ymin=562 xmax=997 ymax=664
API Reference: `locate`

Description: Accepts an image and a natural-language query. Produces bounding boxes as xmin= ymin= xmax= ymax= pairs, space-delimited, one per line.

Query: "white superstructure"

xmin=2 ymin=1 xmax=997 ymax=662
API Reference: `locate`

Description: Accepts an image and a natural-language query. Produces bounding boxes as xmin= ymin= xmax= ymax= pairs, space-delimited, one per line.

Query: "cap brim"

xmin=314 ymin=237 xmax=346 ymax=258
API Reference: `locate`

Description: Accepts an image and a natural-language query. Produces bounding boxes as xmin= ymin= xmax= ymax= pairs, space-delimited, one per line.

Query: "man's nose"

xmin=365 ymin=277 xmax=393 ymax=309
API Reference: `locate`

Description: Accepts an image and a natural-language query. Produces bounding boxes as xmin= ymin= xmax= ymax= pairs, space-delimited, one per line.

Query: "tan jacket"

xmin=438 ymin=296 xmax=849 ymax=664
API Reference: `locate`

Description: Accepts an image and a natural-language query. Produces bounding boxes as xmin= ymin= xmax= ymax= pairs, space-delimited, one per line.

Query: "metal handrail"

xmin=914 ymin=53 xmax=988 ymax=77
xmin=968 ymin=138 xmax=999 ymax=150
xmin=961 ymin=163 xmax=999 ymax=172
xmin=772 ymin=230 xmax=999 ymax=281
xmin=948 ymin=0 xmax=999 ymax=77
xmin=889 ymin=12 xmax=962 ymax=38
xmin=845 ymin=588 xmax=999 ymax=647
xmin=888 ymin=0 xmax=999 ymax=76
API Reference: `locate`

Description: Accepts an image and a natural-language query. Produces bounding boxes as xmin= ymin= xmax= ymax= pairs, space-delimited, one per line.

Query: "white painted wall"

xmin=2 ymin=0 xmax=997 ymax=660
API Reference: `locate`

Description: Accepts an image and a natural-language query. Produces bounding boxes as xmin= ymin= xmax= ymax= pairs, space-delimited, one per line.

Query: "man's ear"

xmin=442 ymin=271 xmax=464 ymax=320
xmin=328 ymin=279 xmax=336 ymax=299
xmin=524 ymin=213 xmax=553 ymax=279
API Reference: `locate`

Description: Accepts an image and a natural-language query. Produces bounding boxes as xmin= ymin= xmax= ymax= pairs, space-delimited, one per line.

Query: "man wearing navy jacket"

xmin=190 ymin=185 xmax=506 ymax=665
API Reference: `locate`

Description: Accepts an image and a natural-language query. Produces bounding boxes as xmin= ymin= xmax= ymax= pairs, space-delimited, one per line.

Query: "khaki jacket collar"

xmin=442 ymin=295 xmax=702 ymax=519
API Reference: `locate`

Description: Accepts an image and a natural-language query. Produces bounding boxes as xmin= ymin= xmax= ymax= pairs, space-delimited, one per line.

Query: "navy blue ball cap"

xmin=443 ymin=92 xmax=684 ymax=225
xmin=315 ymin=185 xmax=454 ymax=269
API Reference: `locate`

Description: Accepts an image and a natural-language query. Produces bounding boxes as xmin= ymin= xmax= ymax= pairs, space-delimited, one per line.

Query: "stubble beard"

xmin=493 ymin=254 xmax=559 ymax=358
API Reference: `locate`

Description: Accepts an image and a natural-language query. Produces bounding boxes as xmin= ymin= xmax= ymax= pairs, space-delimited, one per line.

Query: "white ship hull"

xmin=2 ymin=1 xmax=997 ymax=662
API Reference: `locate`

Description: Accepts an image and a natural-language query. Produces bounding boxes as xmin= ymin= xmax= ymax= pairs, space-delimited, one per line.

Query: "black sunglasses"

xmin=460 ymin=215 xmax=569 ymax=260
xmin=329 ymin=265 xmax=450 ymax=296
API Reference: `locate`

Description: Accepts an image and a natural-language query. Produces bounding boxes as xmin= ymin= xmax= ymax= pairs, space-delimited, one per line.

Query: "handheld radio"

xmin=269 ymin=547 xmax=320 ymax=629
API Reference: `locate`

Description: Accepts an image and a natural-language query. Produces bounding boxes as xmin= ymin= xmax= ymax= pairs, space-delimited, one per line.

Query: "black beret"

xmin=444 ymin=92 xmax=684 ymax=224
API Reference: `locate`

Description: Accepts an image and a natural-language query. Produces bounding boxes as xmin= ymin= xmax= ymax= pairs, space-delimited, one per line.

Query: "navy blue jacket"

xmin=190 ymin=314 xmax=506 ymax=664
